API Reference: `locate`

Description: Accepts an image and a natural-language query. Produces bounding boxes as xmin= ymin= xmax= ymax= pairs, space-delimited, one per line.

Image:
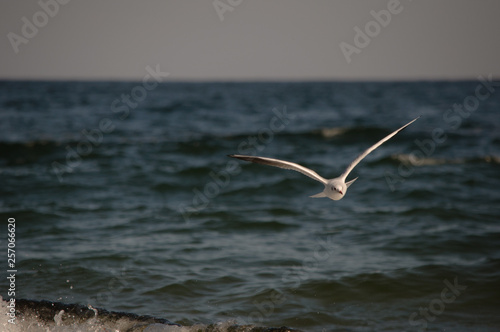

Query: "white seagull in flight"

xmin=229 ymin=117 xmax=419 ymax=201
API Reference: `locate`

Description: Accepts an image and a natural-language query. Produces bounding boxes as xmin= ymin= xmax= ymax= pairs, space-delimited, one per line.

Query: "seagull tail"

xmin=310 ymin=191 xmax=327 ymax=198
xmin=346 ymin=177 xmax=358 ymax=188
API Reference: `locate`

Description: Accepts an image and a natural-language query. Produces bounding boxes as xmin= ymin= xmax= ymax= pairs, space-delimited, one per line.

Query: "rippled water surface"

xmin=1 ymin=80 xmax=499 ymax=331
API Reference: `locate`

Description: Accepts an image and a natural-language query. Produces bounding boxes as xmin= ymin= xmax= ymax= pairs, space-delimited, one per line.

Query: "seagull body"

xmin=229 ymin=117 xmax=419 ymax=201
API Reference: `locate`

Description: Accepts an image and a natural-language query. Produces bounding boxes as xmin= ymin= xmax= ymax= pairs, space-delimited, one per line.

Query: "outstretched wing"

xmin=229 ymin=154 xmax=327 ymax=184
xmin=340 ymin=116 xmax=420 ymax=180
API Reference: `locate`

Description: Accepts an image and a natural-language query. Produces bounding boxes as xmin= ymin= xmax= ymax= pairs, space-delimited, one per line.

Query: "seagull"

xmin=229 ymin=117 xmax=419 ymax=201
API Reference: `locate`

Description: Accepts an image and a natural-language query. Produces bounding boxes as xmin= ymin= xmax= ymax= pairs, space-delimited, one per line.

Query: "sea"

xmin=0 ymin=80 xmax=499 ymax=332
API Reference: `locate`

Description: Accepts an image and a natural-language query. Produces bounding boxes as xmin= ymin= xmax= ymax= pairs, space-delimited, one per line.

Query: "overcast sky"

xmin=1 ymin=0 xmax=499 ymax=81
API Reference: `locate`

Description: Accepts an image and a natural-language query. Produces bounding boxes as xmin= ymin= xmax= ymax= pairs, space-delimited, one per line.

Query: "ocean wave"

xmin=0 ymin=124 xmax=418 ymax=165
xmin=310 ymin=126 xmax=395 ymax=139
xmin=0 ymin=141 xmax=62 ymax=165
xmin=0 ymin=297 xmax=177 ymax=332
xmin=389 ymin=154 xmax=500 ymax=165
xmin=0 ymin=297 xmax=300 ymax=332
xmin=222 ymin=125 xmax=407 ymax=142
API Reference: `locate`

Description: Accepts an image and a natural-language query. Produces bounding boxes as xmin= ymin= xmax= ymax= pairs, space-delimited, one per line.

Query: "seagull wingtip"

xmin=401 ymin=116 xmax=421 ymax=129
xmin=229 ymin=154 xmax=246 ymax=160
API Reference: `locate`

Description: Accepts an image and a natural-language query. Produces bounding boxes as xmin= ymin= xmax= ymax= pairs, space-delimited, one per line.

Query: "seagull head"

xmin=332 ymin=184 xmax=344 ymax=195
xmin=325 ymin=179 xmax=347 ymax=200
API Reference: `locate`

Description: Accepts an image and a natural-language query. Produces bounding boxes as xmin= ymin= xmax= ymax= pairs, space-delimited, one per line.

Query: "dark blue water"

xmin=1 ymin=80 xmax=500 ymax=331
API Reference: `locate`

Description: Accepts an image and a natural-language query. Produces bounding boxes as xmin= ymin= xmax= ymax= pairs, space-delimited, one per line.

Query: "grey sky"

xmin=1 ymin=0 xmax=499 ymax=81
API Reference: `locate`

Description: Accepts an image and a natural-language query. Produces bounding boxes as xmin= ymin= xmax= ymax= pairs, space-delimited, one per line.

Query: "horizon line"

xmin=0 ymin=76 xmax=488 ymax=83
